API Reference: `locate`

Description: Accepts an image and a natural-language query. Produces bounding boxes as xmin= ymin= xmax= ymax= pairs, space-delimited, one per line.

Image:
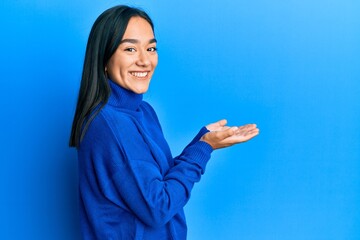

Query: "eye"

xmin=148 ymin=47 xmax=157 ymax=52
xmin=125 ymin=47 xmax=136 ymax=52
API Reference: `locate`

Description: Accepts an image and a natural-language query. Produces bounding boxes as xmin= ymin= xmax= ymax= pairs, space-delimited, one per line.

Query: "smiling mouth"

xmin=130 ymin=72 xmax=149 ymax=78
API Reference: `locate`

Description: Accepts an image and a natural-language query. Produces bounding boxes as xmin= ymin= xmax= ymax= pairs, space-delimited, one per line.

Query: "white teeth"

xmin=131 ymin=72 xmax=148 ymax=77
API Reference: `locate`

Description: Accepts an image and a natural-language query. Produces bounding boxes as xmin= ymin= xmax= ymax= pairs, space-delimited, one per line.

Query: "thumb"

xmin=216 ymin=119 xmax=227 ymax=127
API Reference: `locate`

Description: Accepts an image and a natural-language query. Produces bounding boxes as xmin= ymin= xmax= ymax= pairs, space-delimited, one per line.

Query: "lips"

xmin=130 ymin=71 xmax=149 ymax=78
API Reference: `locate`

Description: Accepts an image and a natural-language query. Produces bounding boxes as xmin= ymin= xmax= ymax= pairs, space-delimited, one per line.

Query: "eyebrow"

xmin=120 ymin=38 xmax=157 ymax=44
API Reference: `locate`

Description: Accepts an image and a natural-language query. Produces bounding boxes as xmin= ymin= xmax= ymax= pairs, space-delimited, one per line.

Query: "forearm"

xmin=110 ymin=140 xmax=213 ymax=227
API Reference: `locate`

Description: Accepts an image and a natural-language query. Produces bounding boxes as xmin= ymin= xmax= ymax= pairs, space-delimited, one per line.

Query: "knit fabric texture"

xmin=78 ymin=80 xmax=213 ymax=239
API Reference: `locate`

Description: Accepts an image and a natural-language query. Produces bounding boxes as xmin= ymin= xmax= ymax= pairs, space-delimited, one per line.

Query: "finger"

xmin=238 ymin=124 xmax=253 ymax=129
xmin=245 ymin=132 xmax=259 ymax=141
xmin=237 ymin=124 xmax=257 ymax=132
xmin=236 ymin=127 xmax=259 ymax=136
xmin=246 ymin=128 xmax=259 ymax=134
xmin=217 ymin=119 xmax=227 ymax=127
xmin=244 ymin=129 xmax=260 ymax=137
xmin=244 ymin=124 xmax=257 ymax=129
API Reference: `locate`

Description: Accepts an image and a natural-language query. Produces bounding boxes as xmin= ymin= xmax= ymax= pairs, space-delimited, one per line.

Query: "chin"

xmin=133 ymin=86 xmax=149 ymax=94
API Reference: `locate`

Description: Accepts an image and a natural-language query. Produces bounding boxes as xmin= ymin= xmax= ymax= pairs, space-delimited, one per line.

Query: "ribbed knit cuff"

xmin=182 ymin=140 xmax=213 ymax=174
xmin=186 ymin=126 xmax=210 ymax=148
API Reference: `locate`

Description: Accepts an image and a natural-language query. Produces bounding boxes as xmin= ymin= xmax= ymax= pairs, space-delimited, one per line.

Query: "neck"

xmin=107 ymin=80 xmax=143 ymax=111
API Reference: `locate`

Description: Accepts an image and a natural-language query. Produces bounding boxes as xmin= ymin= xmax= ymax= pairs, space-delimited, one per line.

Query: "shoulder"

xmin=81 ymin=106 xmax=137 ymax=147
xmin=141 ymin=101 xmax=157 ymax=116
xmin=80 ymin=110 xmax=115 ymax=149
xmin=100 ymin=104 xmax=135 ymax=127
xmin=80 ymin=105 xmax=155 ymax=161
xmin=140 ymin=101 xmax=161 ymax=125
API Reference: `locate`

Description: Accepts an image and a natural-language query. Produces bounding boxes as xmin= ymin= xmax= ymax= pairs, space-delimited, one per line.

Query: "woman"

xmin=69 ymin=5 xmax=259 ymax=239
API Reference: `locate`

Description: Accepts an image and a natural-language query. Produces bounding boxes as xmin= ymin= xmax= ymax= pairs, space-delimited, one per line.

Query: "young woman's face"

xmin=106 ymin=17 xmax=158 ymax=94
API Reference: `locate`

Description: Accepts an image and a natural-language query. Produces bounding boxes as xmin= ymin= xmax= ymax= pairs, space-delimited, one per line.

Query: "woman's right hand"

xmin=201 ymin=119 xmax=259 ymax=150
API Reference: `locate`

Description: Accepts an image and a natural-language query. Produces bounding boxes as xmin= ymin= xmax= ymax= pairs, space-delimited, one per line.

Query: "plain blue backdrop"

xmin=1 ymin=0 xmax=359 ymax=239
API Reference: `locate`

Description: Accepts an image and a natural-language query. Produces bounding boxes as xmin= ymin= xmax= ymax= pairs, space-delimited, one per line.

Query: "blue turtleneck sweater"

xmin=78 ymin=80 xmax=213 ymax=239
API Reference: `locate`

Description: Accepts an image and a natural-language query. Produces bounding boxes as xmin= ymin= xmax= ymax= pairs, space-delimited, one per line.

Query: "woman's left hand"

xmin=203 ymin=119 xmax=259 ymax=149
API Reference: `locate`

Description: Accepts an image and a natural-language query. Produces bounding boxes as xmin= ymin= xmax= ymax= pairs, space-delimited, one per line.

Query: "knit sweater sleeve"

xmin=81 ymin=110 xmax=213 ymax=228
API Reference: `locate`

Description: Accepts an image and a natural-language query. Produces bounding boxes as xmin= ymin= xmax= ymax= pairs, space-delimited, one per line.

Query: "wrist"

xmin=200 ymin=134 xmax=215 ymax=150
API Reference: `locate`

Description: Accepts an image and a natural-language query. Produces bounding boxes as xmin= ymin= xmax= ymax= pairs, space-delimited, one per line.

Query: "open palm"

xmin=203 ymin=119 xmax=259 ymax=149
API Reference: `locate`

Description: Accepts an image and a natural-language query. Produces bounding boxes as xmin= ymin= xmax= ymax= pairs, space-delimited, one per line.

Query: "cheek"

xmin=106 ymin=57 xmax=119 ymax=73
xmin=152 ymin=55 xmax=159 ymax=67
xmin=112 ymin=58 xmax=134 ymax=75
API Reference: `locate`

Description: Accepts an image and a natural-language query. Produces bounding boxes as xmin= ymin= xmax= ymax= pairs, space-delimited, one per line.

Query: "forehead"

xmin=122 ymin=17 xmax=154 ymax=40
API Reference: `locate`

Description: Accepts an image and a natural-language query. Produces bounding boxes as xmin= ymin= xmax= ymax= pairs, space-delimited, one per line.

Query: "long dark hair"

xmin=69 ymin=5 xmax=154 ymax=148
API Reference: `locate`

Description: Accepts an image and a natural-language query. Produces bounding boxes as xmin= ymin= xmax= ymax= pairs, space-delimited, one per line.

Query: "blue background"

xmin=1 ymin=0 xmax=359 ymax=239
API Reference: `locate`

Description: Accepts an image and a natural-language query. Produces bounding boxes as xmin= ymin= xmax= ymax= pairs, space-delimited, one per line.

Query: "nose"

xmin=136 ymin=49 xmax=150 ymax=67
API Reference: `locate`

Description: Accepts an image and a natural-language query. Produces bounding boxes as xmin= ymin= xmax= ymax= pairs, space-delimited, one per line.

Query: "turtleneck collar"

xmin=107 ymin=80 xmax=143 ymax=111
